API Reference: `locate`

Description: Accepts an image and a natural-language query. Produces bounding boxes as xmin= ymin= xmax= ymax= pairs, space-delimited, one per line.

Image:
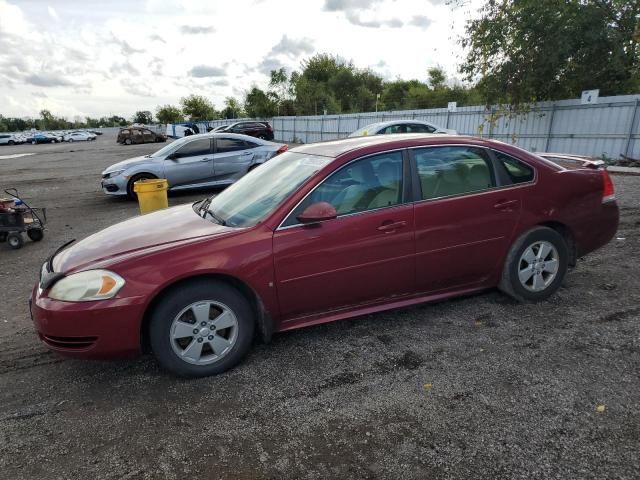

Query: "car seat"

xmin=369 ymin=162 xmax=401 ymax=209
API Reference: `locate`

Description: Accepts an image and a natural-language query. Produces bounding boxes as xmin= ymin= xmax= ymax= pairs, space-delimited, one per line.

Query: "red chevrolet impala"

xmin=31 ymin=135 xmax=619 ymax=377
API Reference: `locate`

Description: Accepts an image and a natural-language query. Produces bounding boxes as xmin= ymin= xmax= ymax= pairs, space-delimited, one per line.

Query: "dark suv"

xmin=212 ymin=122 xmax=274 ymax=140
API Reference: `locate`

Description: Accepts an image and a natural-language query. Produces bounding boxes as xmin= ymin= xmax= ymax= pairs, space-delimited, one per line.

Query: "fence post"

xmin=336 ymin=115 xmax=341 ymax=139
xmin=293 ymin=116 xmax=296 ymax=143
xmin=445 ymin=110 xmax=451 ymax=129
xmin=544 ymin=103 xmax=556 ymax=152
xmin=357 ymin=115 xmax=362 ymax=128
xmin=488 ymin=107 xmax=495 ymax=139
xmin=624 ymin=99 xmax=639 ymax=158
xmin=320 ymin=116 xmax=324 ymax=141
xmin=306 ymin=117 xmax=310 ymax=143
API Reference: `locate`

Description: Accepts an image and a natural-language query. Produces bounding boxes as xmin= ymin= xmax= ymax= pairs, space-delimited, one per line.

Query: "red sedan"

xmin=31 ymin=135 xmax=619 ymax=377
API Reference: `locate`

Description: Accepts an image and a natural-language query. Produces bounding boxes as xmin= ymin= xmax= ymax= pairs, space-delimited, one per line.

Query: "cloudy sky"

xmin=0 ymin=0 xmax=482 ymax=120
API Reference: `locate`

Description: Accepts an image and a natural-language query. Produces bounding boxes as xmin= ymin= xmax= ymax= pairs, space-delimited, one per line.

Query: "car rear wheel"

xmin=124 ymin=138 xmax=132 ymax=145
xmin=126 ymin=173 xmax=156 ymax=200
xmin=7 ymin=232 xmax=24 ymax=249
xmin=148 ymin=280 xmax=255 ymax=377
xmin=499 ymin=226 xmax=568 ymax=302
xmin=257 ymin=134 xmax=267 ymax=140
xmin=8 ymin=140 xmax=14 ymax=145
xmin=68 ymin=138 xmax=74 ymax=143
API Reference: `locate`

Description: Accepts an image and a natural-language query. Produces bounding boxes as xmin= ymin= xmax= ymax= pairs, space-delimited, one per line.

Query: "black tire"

xmin=8 ymin=140 xmax=14 ymax=145
xmin=124 ymin=138 xmax=132 ymax=145
xmin=257 ymin=134 xmax=267 ymax=140
xmin=499 ymin=226 xmax=568 ymax=302
xmin=148 ymin=280 xmax=255 ymax=377
xmin=7 ymin=232 xmax=24 ymax=250
xmin=68 ymin=138 xmax=74 ymax=143
xmin=126 ymin=173 xmax=156 ymax=200
xmin=50 ymin=140 xmax=55 ymax=144
xmin=27 ymin=228 xmax=44 ymax=241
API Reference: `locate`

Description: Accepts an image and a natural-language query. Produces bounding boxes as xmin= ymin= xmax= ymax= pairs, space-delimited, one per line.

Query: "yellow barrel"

xmin=133 ymin=179 xmax=168 ymax=214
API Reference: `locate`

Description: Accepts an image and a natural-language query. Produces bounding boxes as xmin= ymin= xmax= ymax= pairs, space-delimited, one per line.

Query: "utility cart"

xmin=0 ymin=189 xmax=47 ymax=250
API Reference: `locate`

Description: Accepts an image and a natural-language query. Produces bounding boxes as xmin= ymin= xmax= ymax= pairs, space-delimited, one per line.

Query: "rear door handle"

xmin=493 ymin=199 xmax=519 ymax=211
xmin=377 ymin=220 xmax=407 ymax=233
xmin=242 ymin=151 xmax=253 ymax=156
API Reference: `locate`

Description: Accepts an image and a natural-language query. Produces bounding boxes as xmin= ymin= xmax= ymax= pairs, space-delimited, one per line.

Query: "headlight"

xmin=103 ymin=170 xmax=124 ymax=179
xmin=48 ymin=270 xmax=125 ymax=302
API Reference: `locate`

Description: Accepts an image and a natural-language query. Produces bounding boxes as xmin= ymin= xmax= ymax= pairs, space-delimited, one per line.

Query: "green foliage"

xmin=180 ymin=94 xmax=218 ymax=121
xmin=221 ymin=97 xmax=245 ymax=119
xmin=156 ymin=105 xmax=184 ymax=124
xmin=244 ymin=87 xmax=278 ymax=118
xmin=460 ymin=0 xmax=640 ymax=105
xmin=133 ymin=110 xmax=153 ymax=124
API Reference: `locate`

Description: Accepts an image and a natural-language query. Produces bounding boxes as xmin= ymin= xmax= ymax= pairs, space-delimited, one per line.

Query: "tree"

xmin=244 ymin=87 xmax=277 ymax=118
xmin=180 ymin=94 xmax=217 ymax=121
xmin=427 ymin=67 xmax=446 ymax=90
xmin=133 ymin=110 xmax=153 ymax=124
xmin=156 ymin=104 xmax=184 ymax=124
xmin=221 ymin=97 xmax=244 ymax=119
xmin=460 ymin=0 xmax=640 ymax=105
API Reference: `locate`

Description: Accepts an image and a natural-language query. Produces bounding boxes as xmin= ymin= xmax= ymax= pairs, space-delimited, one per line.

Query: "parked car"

xmin=0 ymin=134 xmax=21 ymax=145
xmin=31 ymin=133 xmax=61 ymax=144
xmin=118 ymin=127 xmax=167 ymax=145
xmin=32 ymin=134 xmax=619 ymax=377
xmin=214 ymin=121 xmax=274 ymax=140
xmin=349 ymin=119 xmax=456 ymax=137
xmin=64 ymin=131 xmax=95 ymax=142
xmin=101 ymin=133 xmax=288 ymax=198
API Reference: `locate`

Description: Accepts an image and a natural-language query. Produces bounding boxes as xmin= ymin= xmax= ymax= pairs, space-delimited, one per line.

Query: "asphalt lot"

xmin=0 ymin=134 xmax=639 ymax=479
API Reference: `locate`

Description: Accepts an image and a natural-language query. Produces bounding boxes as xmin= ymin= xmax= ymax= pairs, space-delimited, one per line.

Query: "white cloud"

xmin=0 ymin=0 xmax=484 ymax=118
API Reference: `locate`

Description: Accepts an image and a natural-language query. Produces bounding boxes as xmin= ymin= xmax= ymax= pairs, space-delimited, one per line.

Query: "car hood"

xmin=102 ymin=155 xmax=157 ymax=174
xmin=53 ymin=204 xmax=235 ymax=273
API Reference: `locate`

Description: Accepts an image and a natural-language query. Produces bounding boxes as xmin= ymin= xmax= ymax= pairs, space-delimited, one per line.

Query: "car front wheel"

xmin=499 ymin=226 xmax=568 ymax=302
xmin=148 ymin=280 xmax=255 ymax=377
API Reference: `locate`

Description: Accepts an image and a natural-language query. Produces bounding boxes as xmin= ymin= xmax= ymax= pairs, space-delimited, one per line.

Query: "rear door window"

xmin=216 ymin=138 xmax=250 ymax=153
xmin=407 ymin=123 xmax=436 ymax=133
xmin=414 ymin=146 xmax=495 ymax=200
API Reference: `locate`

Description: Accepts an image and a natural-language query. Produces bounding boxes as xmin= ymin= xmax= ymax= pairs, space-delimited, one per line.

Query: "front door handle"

xmin=200 ymin=158 xmax=212 ymax=162
xmin=377 ymin=220 xmax=407 ymax=233
xmin=242 ymin=151 xmax=252 ymax=156
xmin=493 ymin=199 xmax=519 ymax=211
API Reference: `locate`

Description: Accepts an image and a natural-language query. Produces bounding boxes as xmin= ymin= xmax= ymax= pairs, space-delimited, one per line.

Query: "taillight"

xmin=276 ymin=144 xmax=288 ymax=155
xmin=602 ymin=169 xmax=615 ymax=203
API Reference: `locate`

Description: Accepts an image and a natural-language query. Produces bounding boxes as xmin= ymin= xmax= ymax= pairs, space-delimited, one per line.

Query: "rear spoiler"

xmin=537 ymin=153 xmax=605 ymax=170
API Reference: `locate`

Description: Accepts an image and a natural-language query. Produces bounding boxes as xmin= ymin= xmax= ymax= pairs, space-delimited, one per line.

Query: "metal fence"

xmin=173 ymin=94 xmax=640 ymax=159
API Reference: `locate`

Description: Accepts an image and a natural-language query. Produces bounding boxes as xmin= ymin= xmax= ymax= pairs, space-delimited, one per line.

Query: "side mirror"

xmin=296 ymin=202 xmax=337 ymax=224
xmin=166 ymin=153 xmax=178 ymax=160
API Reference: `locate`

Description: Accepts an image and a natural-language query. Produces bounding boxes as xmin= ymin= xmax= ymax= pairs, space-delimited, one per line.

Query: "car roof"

xmin=169 ymin=132 xmax=275 ymax=147
xmin=358 ymin=119 xmax=439 ymax=130
xmin=290 ymin=134 xmax=521 ymax=158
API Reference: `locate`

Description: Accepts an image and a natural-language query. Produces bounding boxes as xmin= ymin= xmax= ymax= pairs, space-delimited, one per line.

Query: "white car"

xmin=0 ymin=133 xmax=21 ymax=145
xmin=349 ymin=119 xmax=456 ymax=137
xmin=64 ymin=131 xmax=96 ymax=142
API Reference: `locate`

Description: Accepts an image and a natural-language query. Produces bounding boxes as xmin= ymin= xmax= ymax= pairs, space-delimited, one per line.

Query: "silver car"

xmin=101 ymin=133 xmax=288 ymax=198
xmin=349 ymin=119 xmax=456 ymax=137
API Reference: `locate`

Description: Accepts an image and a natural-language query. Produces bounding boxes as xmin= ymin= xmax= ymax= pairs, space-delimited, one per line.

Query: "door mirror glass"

xmin=296 ymin=202 xmax=337 ymax=224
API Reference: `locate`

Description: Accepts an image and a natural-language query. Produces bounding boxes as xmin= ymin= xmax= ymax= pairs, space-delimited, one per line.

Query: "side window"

xmin=216 ymin=138 xmax=250 ymax=153
xmin=173 ymin=138 xmax=211 ymax=158
xmin=494 ymin=151 xmax=534 ymax=184
xmin=243 ymin=140 xmax=259 ymax=149
xmin=282 ymin=151 xmax=404 ymax=227
xmin=414 ymin=146 xmax=494 ymax=200
xmin=121 ymin=130 xmax=130 ymax=135
xmin=381 ymin=124 xmax=407 ymax=134
xmin=407 ymin=123 xmax=435 ymax=133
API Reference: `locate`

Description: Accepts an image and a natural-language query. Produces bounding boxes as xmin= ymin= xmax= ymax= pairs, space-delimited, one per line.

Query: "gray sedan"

xmin=101 ymin=133 xmax=287 ymax=198
xmin=349 ymin=119 xmax=456 ymax=137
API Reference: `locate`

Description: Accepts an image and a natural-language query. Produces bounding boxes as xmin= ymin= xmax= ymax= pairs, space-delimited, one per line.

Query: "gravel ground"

xmin=0 ymin=134 xmax=639 ymax=479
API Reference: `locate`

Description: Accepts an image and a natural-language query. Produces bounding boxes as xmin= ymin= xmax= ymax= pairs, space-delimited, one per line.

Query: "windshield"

xmin=151 ymin=137 xmax=185 ymax=157
xmin=205 ymin=152 xmax=332 ymax=228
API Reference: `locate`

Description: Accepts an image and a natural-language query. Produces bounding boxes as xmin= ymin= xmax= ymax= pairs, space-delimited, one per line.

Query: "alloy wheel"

xmin=518 ymin=240 xmax=559 ymax=292
xmin=169 ymin=300 xmax=238 ymax=365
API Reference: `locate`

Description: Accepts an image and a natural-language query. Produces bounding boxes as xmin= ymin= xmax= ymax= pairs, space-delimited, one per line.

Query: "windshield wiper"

xmin=197 ymin=197 xmax=226 ymax=225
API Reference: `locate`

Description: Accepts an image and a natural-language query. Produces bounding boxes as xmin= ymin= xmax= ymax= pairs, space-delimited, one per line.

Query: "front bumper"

xmin=31 ymin=286 xmax=146 ymax=359
xmin=100 ymin=176 xmax=128 ymax=196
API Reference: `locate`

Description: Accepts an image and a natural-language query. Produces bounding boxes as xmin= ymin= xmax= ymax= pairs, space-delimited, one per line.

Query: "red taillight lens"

xmin=602 ymin=169 xmax=615 ymax=203
xmin=276 ymin=144 xmax=288 ymax=155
